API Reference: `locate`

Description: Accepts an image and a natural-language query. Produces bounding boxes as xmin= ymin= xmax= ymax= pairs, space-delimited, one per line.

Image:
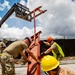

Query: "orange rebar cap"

xmin=47 ymin=37 xmax=53 ymax=42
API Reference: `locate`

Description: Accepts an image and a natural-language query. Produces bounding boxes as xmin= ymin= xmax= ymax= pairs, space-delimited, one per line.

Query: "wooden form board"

xmin=27 ymin=33 xmax=40 ymax=75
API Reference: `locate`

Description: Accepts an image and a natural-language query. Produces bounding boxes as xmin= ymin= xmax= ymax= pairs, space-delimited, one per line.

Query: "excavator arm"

xmin=0 ymin=3 xmax=32 ymax=27
xmin=0 ymin=3 xmax=47 ymax=28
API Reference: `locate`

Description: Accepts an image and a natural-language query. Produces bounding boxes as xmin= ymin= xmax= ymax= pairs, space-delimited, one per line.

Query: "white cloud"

xmin=0 ymin=23 xmax=34 ymax=40
xmin=19 ymin=0 xmax=26 ymax=6
xmin=0 ymin=17 xmax=33 ymax=40
xmin=27 ymin=0 xmax=75 ymax=39
xmin=0 ymin=0 xmax=10 ymax=11
xmin=1 ymin=0 xmax=75 ymax=40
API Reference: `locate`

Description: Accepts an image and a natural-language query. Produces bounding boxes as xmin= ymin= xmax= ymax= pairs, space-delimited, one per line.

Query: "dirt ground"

xmin=0 ymin=56 xmax=75 ymax=75
xmin=62 ymin=56 xmax=75 ymax=60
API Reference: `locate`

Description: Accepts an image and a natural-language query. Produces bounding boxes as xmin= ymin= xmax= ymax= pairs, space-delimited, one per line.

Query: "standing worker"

xmin=0 ymin=39 xmax=7 ymax=63
xmin=41 ymin=37 xmax=65 ymax=60
xmin=0 ymin=41 xmax=6 ymax=56
xmin=0 ymin=38 xmax=8 ymax=55
xmin=1 ymin=37 xmax=39 ymax=75
xmin=41 ymin=55 xmax=75 ymax=75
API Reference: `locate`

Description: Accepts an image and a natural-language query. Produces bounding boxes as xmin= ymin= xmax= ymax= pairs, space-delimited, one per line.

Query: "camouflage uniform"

xmin=0 ymin=42 xmax=6 ymax=64
xmin=46 ymin=67 xmax=75 ymax=75
xmin=59 ymin=68 xmax=75 ymax=75
xmin=1 ymin=40 xmax=28 ymax=75
xmin=0 ymin=42 xmax=6 ymax=54
xmin=1 ymin=52 xmax=15 ymax=75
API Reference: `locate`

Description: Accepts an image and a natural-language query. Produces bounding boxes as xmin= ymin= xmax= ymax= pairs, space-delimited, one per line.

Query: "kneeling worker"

xmin=41 ymin=55 xmax=75 ymax=75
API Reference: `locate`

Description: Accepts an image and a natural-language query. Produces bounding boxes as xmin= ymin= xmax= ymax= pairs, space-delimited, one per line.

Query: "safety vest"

xmin=51 ymin=42 xmax=65 ymax=59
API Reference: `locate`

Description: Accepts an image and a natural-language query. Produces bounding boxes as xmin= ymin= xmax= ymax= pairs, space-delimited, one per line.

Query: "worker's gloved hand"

xmin=28 ymin=60 xmax=31 ymax=64
xmin=38 ymin=52 xmax=46 ymax=60
xmin=41 ymin=52 xmax=46 ymax=56
xmin=39 ymin=40 xmax=43 ymax=44
xmin=37 ymin=62 xmax=40 ymax=65
xmin=36 ymin=59 xmax=40 ymax=64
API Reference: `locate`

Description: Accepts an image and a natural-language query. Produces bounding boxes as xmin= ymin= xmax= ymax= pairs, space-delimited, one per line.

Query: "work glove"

xmin=38 ymin=52 xmax=46 ymax=60
xmin=39 ymin=40 xmax=43 ymax=44
xmin=36 ymin=59 xmax=40 ymax=64
xmin=27 ymin=60 xmax=31 ymax=64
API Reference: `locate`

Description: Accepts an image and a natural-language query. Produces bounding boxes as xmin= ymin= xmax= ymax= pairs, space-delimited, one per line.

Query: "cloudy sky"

xmin=0 ymin=0 xmax=75 ymax=40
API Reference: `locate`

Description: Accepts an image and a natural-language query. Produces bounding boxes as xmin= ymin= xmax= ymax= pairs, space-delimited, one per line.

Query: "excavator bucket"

xmin=15 ymin=5 xmax=47 ymax=22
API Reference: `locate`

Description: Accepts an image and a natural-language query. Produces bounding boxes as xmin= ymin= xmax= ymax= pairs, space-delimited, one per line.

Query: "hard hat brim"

xmin=41 ymin=61 xmax=59 ymax=71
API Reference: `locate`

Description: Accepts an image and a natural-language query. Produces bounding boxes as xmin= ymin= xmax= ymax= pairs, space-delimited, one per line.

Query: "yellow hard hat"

xmin=41 ymin=55 xmax=59 ymax=71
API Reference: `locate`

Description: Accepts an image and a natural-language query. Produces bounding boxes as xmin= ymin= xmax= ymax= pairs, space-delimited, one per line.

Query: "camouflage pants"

xmin=1 ymin=52 xmax=15 ymax=75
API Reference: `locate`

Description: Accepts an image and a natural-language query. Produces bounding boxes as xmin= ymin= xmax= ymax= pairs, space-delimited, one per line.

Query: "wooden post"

xmin=27 ymin=33 xmax=41 ymax=75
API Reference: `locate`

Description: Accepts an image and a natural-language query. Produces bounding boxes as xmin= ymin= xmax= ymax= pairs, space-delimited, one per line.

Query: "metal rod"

xmin=33 ymin=10 xmax=36 ymax=43
xmin=0 ymin=4 xmax=16 ymax=27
